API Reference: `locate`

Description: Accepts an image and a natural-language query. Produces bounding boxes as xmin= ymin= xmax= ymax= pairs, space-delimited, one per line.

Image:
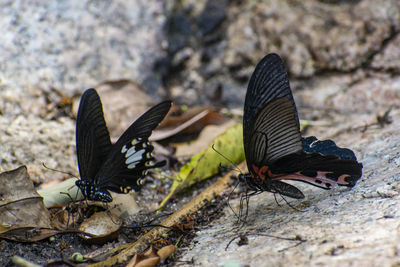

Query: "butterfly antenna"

xmin=211 ymin=144 xmax=242 ymax=174
xmin=42 ymin=162 xmax=78 ymax=178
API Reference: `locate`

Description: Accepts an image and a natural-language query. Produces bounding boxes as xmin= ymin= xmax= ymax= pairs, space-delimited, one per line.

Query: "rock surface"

xmin=0 ymin=0 xmax=399 ymax=266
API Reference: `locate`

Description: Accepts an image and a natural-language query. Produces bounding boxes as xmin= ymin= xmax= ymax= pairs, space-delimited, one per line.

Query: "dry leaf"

xmin=79 ymin=211 xmax=122 ymax=244
xmin=174 ymin=120 xmax=237 ymax=157
xmin=37 ymin=178 xmax=83 ymax=207
xmin=157 ymin=245 xmax=176 ymax=261
xmin=0 ymin=166 xmax=51 ymax=236
xmin=38 ymin=179 xmax=140 ymax=219
xmin=126 ymin=245 xmax=175 ymax=267
xmin=107 ymin=192 xmax=141 ymax=220
xmin=151 ymin=106 xmax=226 ymax=141
xmin=0 ymin=228 xmax=61 ymax=242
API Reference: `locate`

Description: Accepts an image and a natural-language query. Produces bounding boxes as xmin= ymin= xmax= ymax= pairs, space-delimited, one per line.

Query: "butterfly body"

xmin=75 ymin=180 xmax=113 ymax=202
xmin=241 ymin=54 xmax=363 ymax=198
xmin=75 ymin=88 xmax=171 ymax=202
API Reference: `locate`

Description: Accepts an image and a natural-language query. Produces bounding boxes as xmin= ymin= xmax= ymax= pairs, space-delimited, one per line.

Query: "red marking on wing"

xmin=251 ymin=164 xmax=271 ymax=181
xmin=271 ymin=171 xmax=352 ymax=188
xmin=250 ymin=162 xmax=353 ymax=188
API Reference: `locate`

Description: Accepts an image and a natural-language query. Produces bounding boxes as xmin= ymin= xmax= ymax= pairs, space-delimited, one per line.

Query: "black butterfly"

xmin=239 ymin=53 xmax=363 ymax=199
xmin=75 ymin=88 xmax=172 ymax=202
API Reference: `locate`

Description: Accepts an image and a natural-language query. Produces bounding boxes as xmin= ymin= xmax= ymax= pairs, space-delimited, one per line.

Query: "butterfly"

xmin=239 ymin=53 xmax=363 ymax=199
xmin=75 ymin=88 xmax=172 ymax=202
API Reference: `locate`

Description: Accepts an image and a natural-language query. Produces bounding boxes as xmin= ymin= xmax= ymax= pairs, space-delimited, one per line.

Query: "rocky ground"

xmin=0 ymin=0 xmax=399 ymax=266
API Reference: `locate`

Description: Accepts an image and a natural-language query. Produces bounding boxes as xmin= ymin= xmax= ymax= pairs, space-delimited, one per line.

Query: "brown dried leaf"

xmin=107 ymin=192 xmax=141 ymax=220
xmin=127 ymin=254 xmax=159 ymax=267
xmin=151 ymin=106 xmax=226 ymax=141
xmin=0 ymin=228 xmax=61 ymax=242
xmin=157 ymin=245 xmax=176 ymax=261
xmin=126 ymin=245 xmax=175 ymax=267
xmin=174 ymin=120 xmax=237 ymax=157
xmin=79 ymin=211 xmax=122 ymax=244
xmin=0 ymin=166 xmax=51 ymax=236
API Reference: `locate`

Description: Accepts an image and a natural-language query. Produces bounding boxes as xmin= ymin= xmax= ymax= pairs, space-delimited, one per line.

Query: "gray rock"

xmin=0 ymin=0 xmax=166 ymax=105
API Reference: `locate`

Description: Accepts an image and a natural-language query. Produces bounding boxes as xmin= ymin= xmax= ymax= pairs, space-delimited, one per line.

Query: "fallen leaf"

xmin=107 ymin=192 xmax=141 ymax=220
xmin=38 ymin=178 xmax=141 ymax=219
xmin=79 ymin=211 xmax=122 ymax=244
xmin=37 ymin=178 xmax=83 ymax=207
xmin=151 ymin=110 xmax=209 ymax=141
xmin=157 ymin=245 xmax=176 ymax=261
xmin=50 ymin=207 xmax=80 ymax=230
xmin=0 ymin=228 xmax=61 ymax=242
xmin=158 ymin=123 xmax=245 ymax=209
xmin=174 ymin=120 xmax=237 ymax=158
xmin=151 ymin=106 xmax=226 ymax=141
xmin=12 ymin=255 xmax=41 ymax=267
xmin=127 ymin=254 xmax=159 ymax=267
xmin=126 ymin=245 xmax=175 ymax=267
xmin=0 ymin=166 xmax=51 ymax=236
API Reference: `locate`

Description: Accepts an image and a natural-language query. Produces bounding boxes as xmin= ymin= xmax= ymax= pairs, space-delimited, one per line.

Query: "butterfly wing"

xmin=270 ymin=137 xmax=363 ymax=189
xmin=244 ymin=53 xmax=300 ymax=146
xmin=76 ymin=88 xmax=112 ymax=181
xmin=93 ymin=100 xmax=172 ymax=193
xmin=243 ymin=53 xmax=303 ymax=176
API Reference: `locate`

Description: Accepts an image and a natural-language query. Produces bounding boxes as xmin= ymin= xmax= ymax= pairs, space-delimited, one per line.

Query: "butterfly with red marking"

xmin=75 ymin=88 xmax=171 ymax=202
xmin=238 ymin=53 xmax=363 ymax=199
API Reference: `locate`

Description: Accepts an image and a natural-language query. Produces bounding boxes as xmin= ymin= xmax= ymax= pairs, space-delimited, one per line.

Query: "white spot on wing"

xmin=125 ymin=149 xmax=145 ymax=164
xmin=127 ymin=162 xmax=137 ymax=169
xmin=121 ymin=145 xmax=128 ymax=153
xmin=126 ymin=146 xmax=138 ymax=158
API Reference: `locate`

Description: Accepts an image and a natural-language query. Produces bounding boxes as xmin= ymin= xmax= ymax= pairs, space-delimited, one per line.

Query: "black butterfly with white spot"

xmin=239 ymin=53 xmax=363 ymax=199
xmin=75 ymin=88 xmax=171 ymax=202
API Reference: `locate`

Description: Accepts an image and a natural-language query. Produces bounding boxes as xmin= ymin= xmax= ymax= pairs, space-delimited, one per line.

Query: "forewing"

xmin=244 ymin=53 xmax=299 ymax=145
xmin=244 ymin=53 xmax=302 ymax=170
xmin=94 ymin=101 xmax=172 ymax=191
xmin=76 ymin=88 xmax=112 ymax=180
